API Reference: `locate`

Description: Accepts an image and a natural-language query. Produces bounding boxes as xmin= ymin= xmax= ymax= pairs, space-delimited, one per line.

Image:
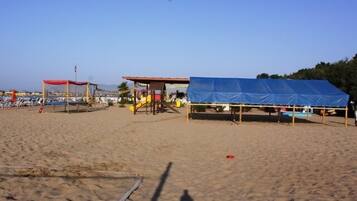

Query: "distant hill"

xmin=96 ymin=84 xmax=119 ymax=91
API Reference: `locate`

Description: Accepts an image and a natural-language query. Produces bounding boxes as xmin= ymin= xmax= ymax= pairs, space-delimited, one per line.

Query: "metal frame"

xmin=41 ymin=80 xmax=97 ymax=113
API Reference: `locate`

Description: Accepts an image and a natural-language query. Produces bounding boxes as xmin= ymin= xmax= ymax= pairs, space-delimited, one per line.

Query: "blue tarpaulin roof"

xmin=187 ymin=77 xmax=349 ymax=107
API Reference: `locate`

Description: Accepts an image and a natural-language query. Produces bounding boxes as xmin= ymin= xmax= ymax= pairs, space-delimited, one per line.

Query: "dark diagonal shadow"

xmin=151 ymin=162 xmax=173 ymax=201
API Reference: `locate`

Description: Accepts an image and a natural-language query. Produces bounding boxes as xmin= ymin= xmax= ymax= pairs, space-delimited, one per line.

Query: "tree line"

xmin=257 ymin=54 xmax=357 ymax=101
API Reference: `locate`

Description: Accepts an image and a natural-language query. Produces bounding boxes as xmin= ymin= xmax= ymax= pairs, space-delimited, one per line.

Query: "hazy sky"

xmin=1 ymin=0 xmax=357 ymax=90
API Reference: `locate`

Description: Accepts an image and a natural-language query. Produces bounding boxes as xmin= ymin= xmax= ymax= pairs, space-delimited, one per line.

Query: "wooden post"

xmin=150 ymin=90 xmax=153 ymax=113
xmin=186 ymin=103 xmax=190 ymax=122
xmin=322 ymin=108 xmax=325 ymax=124
xmin=345 ymin=106 xmax=348 ymax=128
xmin=161 ymin=85 xmax=165 ymax=113
xmin=66 ymin=81 xmax=69 ymax=113
xmin=42 ymin=81 xmax=46 ymax=104
xmin=145 ymin=84 xmax=148 ymax=114
xmin=160 ymin=89 xmax=164 ymax=113
xmin=153 ymin=90 xmax=156 ymax=115
xmin=86 ymin=82 xmax=90 ymax=103
xmin=277 ymin=108 xmax=281 ymax=123
xmin=239 ymin=105 xmax=243 ymax=124
xmin=133 ymin=82 xmax=136 ymax=115
xmin=233 ymin=107 xmax=236 ymax=122
xmin=292 ymin=105 xmax=295 ymax=126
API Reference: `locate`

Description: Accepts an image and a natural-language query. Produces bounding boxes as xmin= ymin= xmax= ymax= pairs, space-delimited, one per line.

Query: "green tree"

xmin=257 ymin=73 xmax=270 ymax=79
xmin=118 ymin=82 xmax=129 ymax=105
xmin=257 ymin=73 xmax=287 ymax=79
xmin=270 ymin=74 xmax=287 ymax=79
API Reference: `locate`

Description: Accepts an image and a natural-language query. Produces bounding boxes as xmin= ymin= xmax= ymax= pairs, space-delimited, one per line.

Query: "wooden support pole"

xmin=277 ymin=108 xmax=281 ymax=123
xmin=42 ymin=81 xmax=45 ymax=104
xmin=239 ymin=105 xmax=243 ymax=124
xmin=66 ymin=81 xmax=69 ymax=101
xmin=66 ymin=81 xmax=69 ymax=113
xmin=186 ymin=103 xmax=190 ymax=122
xmin=153 ymin=90 xmax=156 ymax=115
xmin=145 ymin=84 xmax=148 ymax=114
xmin=150 ymin=90 xmax=153 ymax=113
xmin=133 ymin=82 xmax=136 ymax=115
xmin=161 ymin=86 xmax=164 ymax=113
xmin=292 ymin=105 xmax=295 ymax=126
xmin=86 ymin=82 xmax=90 ymax=103
xmin=118 ymin=177 xmax=142 ymax=201
xmin=345 ymin=106 xmax=348 ymax=128
xmin=232 ymin=107 xmax=236 ymax=122
xmin=322 ymin=108 xmax=325 ymax=124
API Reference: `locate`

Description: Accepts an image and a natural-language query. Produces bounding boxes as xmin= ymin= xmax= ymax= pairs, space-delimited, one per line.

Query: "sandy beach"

xmin=0 ymin=107 xmax=356 ymax=201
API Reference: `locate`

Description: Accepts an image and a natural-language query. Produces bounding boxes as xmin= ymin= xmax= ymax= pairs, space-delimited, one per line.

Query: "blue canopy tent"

xmin=187 ymin=77 xmax=349 ymax=126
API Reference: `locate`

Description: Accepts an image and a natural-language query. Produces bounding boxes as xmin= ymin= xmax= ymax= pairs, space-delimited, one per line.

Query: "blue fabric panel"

xmin=187 ymin=77 xmax=349 ymax=107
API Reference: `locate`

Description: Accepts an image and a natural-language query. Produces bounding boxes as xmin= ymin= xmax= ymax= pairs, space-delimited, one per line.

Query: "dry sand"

xmin=0 ymin=106 xmax=356 ymax=201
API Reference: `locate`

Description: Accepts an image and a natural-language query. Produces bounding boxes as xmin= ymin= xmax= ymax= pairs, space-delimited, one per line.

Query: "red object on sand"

xmin=226 ymin=154 xmax=235 ymax=159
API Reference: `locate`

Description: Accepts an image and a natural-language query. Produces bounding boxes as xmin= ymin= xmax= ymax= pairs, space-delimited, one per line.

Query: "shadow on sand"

xmin=151 ymin=162 xmax=173 ymax=201
xmin=180 ymin=189 xmax=194 ymax=201
xmin=191 ymin=113 xmax=318 ymax=124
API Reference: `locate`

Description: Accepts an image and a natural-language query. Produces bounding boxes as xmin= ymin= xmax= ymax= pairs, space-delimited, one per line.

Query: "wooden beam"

xmin=153 ymin=90 xmax=156 ymax=115
xmin=161 ymin=87 xmax=164 ymax=113
xmin=145 ymin=84 xmax=148 ymax=114
xmin=292 ymin=105 xmax=295 ymax=126
xmin=66 ymin=81 xmax=69 ymax=113
xmin=186 ymin=103 xmax=190 ymax=122
xmin=322 ymin=109 xmax=325 ymax=124
xmin=133 ymin=82 xmax=136 ymax=115
xmin=277 ymin=108 xmax=281 ymax=123
xmin=239 ymin=104 xmax=243 ymax=124
xmin=232 ymin=107 xmax=236 ymax=122
xmin=345 ymin=106 xmax=348 ymax=128
xmin=163 ymin=102 xmax=179 ymax=113
xmin=150 ymin=90 xmax=153 ymax=113
xmin=86 ymin=82 xmax=90 ymax=103
xmin=42 ymin=81 xmax=45 ymax=104
xmin=118 ymin=177 xmax=142 ymax=201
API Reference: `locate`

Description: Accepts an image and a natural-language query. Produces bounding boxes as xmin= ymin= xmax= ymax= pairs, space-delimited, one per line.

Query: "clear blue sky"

xmin=1 ymin=0 xmax=357 ymax=90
